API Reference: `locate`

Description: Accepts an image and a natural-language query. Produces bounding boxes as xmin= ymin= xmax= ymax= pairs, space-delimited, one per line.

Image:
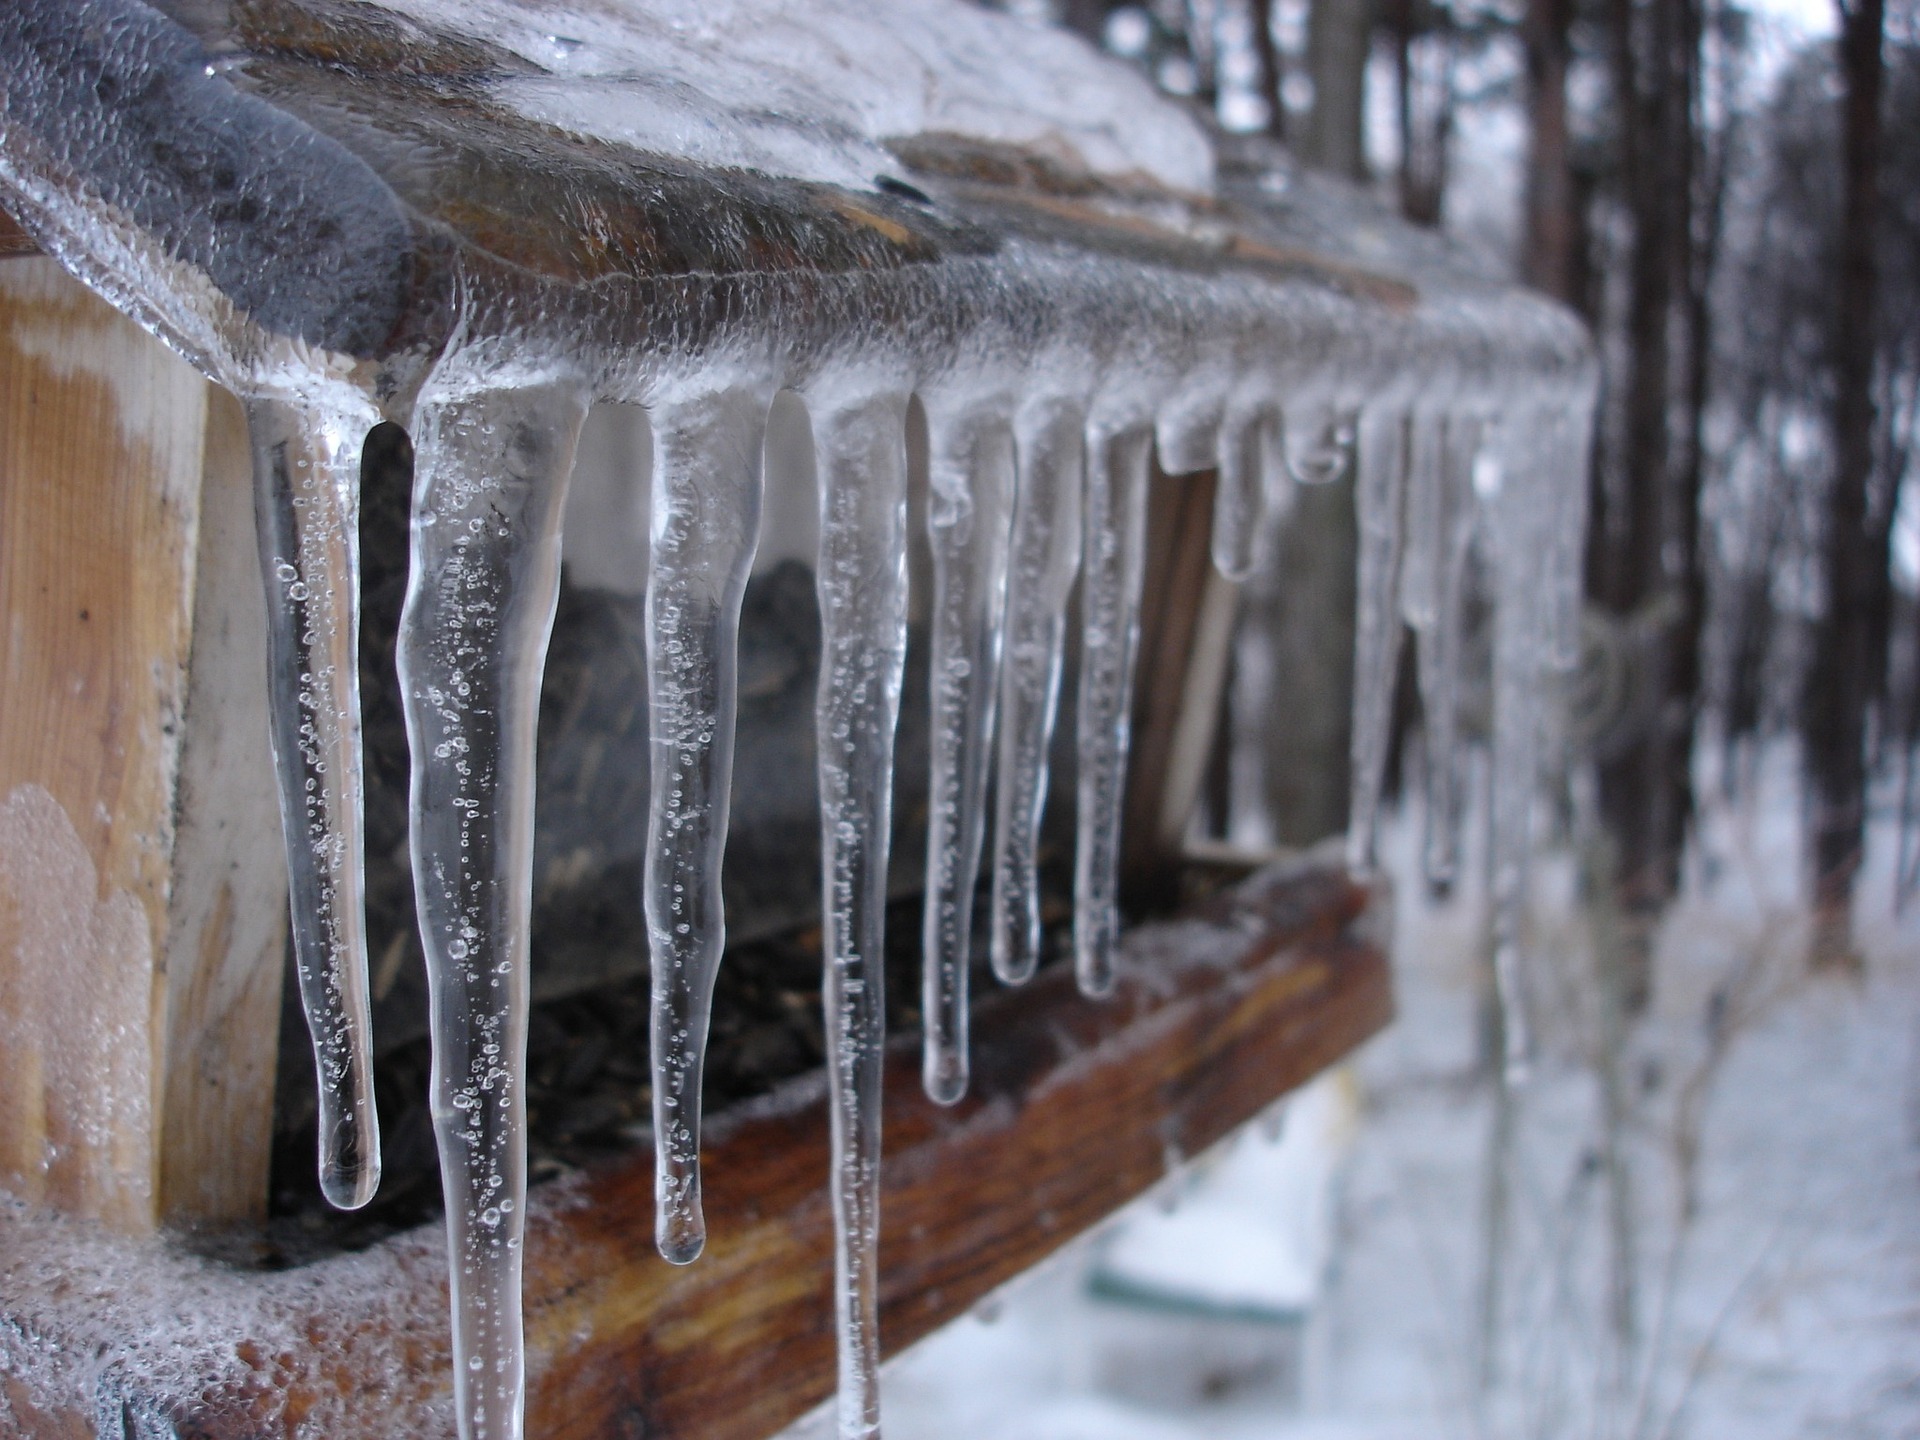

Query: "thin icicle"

xmin=398 ymin=376 xmax=588 ymax=1440
xmin=921 ymin=407 xmax=1015 ymax=1105
xmin=810 ymin=387 xmax=911 ymax=1440
xmin=644 ymin=386 xmax=770 ymax=1262
xmin=1413 ymin=414 xmax=1481 ymax=893
xmin=1346 ymin=407 xmax=1410 ymax=876
xmin=989 ymin=400 xmax=1085 ymax=986
xmin=1211 ymin=408 xmax=1272 ymax=582
xmin=1484 ymin=410 xmax=1551 ymax=1084
xmin=1074 ymin=425 xmax=1153 ymax=998
xmin=246 ymin=392 xmax=382 ymax=1211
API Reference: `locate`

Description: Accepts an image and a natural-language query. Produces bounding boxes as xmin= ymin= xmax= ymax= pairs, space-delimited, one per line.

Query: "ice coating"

xmin=1211 ymin=407 xmax=1276 ymax=581
xmin=398 ymin=373 xmax=588 ymax=1440
xmin=1483 ymin=409 xmax=1551 ymax=1082
xmin=809 ymin=387 xmax=912 ymax=1440
xmin=990 ymin=400 xmax=1085 ymax=986
xmin=247 ymin=392 xmax=383 ymax=1211
xmin=1346 ymin=407 xmax=1411 ymax=876
xmin=367 ymin=0 xmax=1214 ymax=195
xmin=921 ymin=405 xmax=1015 ymax=1104
xmin=643 ymin=385 xmax=771 ymax=1262
xmin=1074 ymin=426 xmax=1155 ymax=999
xmin=1408 ymin=414 xmax=1482 ymax=892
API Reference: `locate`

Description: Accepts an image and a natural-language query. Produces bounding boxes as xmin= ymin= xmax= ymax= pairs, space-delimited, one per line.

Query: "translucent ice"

xmin=809 ymin=386 xmax=912 ymax=1440
xmin=1074 ymin=426 xmax=1154 ymax=999
xmin=245 ymin=391 xmax=383 ymax=1211
xmin=1346 ymin=408 xmax=1410 ymax=876
xmin=398 ymin=373 xmax=589 ymax=1440
xmin=920 ymin=405 xmax=1015 ymax=1104
xmin=990 ymin=401 xmax=1085 ymax=987
xmin=643 ymin=385 xmax=772 ymax=1262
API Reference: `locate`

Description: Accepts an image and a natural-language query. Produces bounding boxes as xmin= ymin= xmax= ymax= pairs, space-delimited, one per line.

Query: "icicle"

xmin=1211 ymin=408 xmax=1273 ymax=582
xmin=921 ymin=407 xmax=1015 ymax=1105
xmin=1411 ymin=414 xmax=1481 ymax=893
xmin=1546 ymin=400 xmax=1595 ymax=671
xmin=1346 ymin=407 xmax=1410 ymax=876
xmin=644 ymin=386 xmax=770 ymax=1262
xmin=989 ymin=400 xmax=1085 ymax=986
xmin=246 ymin=391 xmax=382 ymax=1211
xmin=1074 ymin=425 xmax=1154 ymax=998
xmin=1484 ymin=409 xmax=1551 ymax=1084
xmin=398 ymin=375 xmax=589 ymax=1440
xmin=810 ymin=387 xmax=911 ymax=1440
xmin=1282 ymin=405 xmax=1356 ymax=487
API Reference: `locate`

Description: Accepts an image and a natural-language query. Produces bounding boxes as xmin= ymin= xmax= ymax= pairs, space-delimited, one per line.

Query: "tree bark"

xmin=1591 ymin=0 xmax=1702 ymax=1007
xmin=1805 ymin=0 xmax=1887 ymax=967
xmin=1305 ymin=0 xmax=1374 ymax=178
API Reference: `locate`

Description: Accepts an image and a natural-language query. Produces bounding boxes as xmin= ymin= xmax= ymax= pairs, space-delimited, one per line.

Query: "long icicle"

xmin=246 ymin=391 xmax=382 ymax=1211
xmin=921 ymin=408 xmax=1015 ymax=1104
xmin=1486 ymin=408 xmax=1550 ymax=1083
xmin=811 ymin=388 xmax=911 ymax=1440
xmin=1346 ymin=407 xmax=1411 ymax=876
xmin=1211 ymin=408 xmax=1271 ymax=582
xmin=644 ymin=386 xmax=770 ymax=1261
xmin=989 ymin=400 xmax=1085 ymax=986
xmin=398 ymin=376 xmax=588 ymax=1440
xmin=1414 ymin=414 xmax=1482 ymax=893
xmin=1073 ymin=425 xmax=1153 ymax=998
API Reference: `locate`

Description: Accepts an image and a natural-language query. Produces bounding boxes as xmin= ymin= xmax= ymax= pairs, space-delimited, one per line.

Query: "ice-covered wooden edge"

xmin=0 ymin=862 xmax=1386 ymax=1440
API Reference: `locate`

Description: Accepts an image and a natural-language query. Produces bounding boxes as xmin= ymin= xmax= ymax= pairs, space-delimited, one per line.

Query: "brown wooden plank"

xmin=157 ymin=387 xmax=289 ymax=1227
xmin=0 ymin=258 xmax=209 ymax=1233
xmin=0 ymin=864 xmax=1387 ymax=1439
xmin=0 ymin=260 xmax=288 ymax=1232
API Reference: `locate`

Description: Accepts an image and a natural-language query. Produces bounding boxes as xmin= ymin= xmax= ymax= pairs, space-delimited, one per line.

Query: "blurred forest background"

xmin=988 ymin=0 xmax=1920 ymax=972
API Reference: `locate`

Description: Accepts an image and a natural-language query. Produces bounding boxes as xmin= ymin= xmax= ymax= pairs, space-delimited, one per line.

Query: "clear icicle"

xmin=398 ymin=377 xmax=588 ymax=1440
xmin=810 ymin=388 xmax=911 ymax=1440
xmin=1412 ymin=414 xmax=1481 ymax=893
xmin=989 ymin=401 xmax=1085 ymax=986
xmin=1073 ymin=425 xmax=1153 ymax=998
xmin=246 ymin=392 xmax=382 ymax=1212
xmin=921 ymin=408 xmax=1015 ymax=1105
xmin=1346 ymin=407 xmax=1410 ymax=876
xmin=644 ymin=386 xmax=769 ymax=1261
xmin=1211 ymin=409 xmax=1271 ymax=582
xmin=1484 ymin=411 xmax=1550 ymax=1084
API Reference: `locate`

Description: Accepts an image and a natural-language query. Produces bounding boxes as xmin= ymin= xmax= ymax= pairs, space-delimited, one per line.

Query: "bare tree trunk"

xmin=1592 ymin=0 xmax=1701 ymax=1009
xmin=1250 ymin=0 xmax=1288 ymax=139
xmin=1805 ymin=0 xmax=1887 ymax=968
xmin=1522 ymin=0 xmax=1582 ymax=303
xmin=1305 ymin=0 xmax=1374 ymax=178
xmin=1391 ymin=0 xmax=1454 ymax=225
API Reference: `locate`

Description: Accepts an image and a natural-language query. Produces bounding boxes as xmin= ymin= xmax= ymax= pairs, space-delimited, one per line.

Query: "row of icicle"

xmin=243 ymin=355 xmax=1588 ymax=1440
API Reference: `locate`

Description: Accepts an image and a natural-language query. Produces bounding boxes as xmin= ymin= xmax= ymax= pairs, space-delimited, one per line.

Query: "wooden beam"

xmin=0 ymin=259 xmax=285 ymax=1232
xmin=0 ymin=864 xmax=1387 ymax=1439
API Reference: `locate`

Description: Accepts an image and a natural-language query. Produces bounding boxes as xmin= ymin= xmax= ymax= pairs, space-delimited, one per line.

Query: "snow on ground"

xmin=868 ymin=746 xmax=1920 ymax=1440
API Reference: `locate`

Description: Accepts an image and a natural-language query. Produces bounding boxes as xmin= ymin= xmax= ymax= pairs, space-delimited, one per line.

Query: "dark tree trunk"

xmin=1522 ymin=0 xmax=1580 ymax=301
xmin=1804 ymin=0 xmax=1887 ymax=967
xmin=1591 ymin=0 xmax=1702 ymax=1006
xmin=1305 ymin=0 xmax=1374 ymax=178
xmin=1391 ymin=0 xmax=1454 ymax=225
xmin=1250 ymin=0 xmax=1289 ymax=139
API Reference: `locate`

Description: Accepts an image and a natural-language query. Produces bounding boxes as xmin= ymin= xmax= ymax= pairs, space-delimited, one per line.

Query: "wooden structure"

xmin=0 ymin=859 xmax=1386 ymax=1438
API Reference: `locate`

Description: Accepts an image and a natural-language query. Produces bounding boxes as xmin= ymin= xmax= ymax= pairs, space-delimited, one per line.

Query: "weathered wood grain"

xmin=0 ymin=260 xmax=286 ymax=1231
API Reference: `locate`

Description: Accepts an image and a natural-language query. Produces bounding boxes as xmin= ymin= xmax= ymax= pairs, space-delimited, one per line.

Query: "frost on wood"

xmin=0 ymin=0 xmax=1596 ymax=1435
